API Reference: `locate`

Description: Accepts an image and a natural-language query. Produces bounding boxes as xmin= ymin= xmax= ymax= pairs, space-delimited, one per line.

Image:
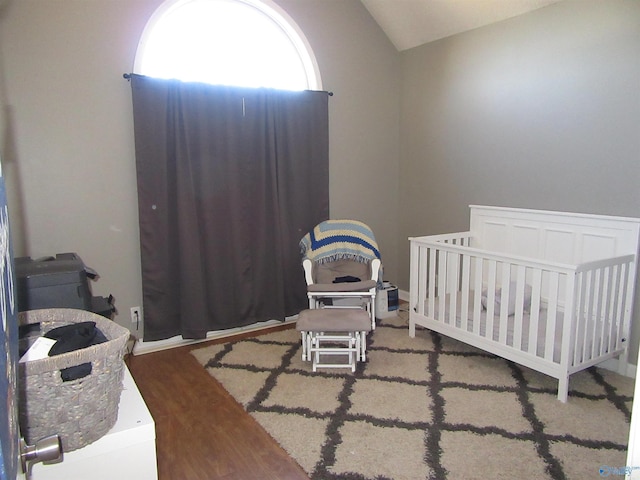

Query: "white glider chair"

xmin=297 ymin=220 xmax=382 ymax=371
xmin=299 ymin=219 xmax=382 ymax=331
xmin=302 ymin=257 xmax=381 ymax=331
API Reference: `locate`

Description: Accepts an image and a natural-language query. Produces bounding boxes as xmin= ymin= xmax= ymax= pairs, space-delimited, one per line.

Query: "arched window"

xmin=134 ymin=0 xmax=322 ymax=91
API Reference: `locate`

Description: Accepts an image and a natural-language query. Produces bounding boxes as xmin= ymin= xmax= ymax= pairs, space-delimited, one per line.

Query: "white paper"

xmin=19 ymin=337 xmax=56 ymax=363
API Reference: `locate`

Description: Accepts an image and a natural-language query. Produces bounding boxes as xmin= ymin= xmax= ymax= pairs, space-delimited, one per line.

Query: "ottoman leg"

xmin=306 ymin=332 xmax=313 ymax=362
xmin=360 ymin=331 xmax=367 ymax=361
xmin=300 ymin=332 xmax=307 ymax=361
xmin=350 ymin=333 xmax=356 ymax=372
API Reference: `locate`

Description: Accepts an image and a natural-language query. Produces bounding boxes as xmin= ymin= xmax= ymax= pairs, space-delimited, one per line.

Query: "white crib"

xmin=409 ymin=205 xmax=640 ymax=402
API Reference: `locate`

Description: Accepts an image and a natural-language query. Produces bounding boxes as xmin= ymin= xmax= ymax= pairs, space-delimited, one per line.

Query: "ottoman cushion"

xmin=296 ymin=309 xmax=372 ymax=332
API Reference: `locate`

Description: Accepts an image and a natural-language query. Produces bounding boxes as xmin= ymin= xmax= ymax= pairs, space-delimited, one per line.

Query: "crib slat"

xmin=617 ymin=262 xmax=630 ymax=349
xmin=437 ymin=250 xmax=446 ymax=322
xmin=574 ymin=270 xmax=587 ymax=366
xmin=607 ymin=264 xmax=621 ymax=352
xmin=513 ymin=266 xmax=527 ymax=350
xmin=589 ymin=269 xmax=600 ymax=361
xmin=592 ymin=268 xmax=605 ymax=359
xmin=544 ymin=272 xmax=560 ymax=361
xmin=582 ymin=270 xmax=595 ymax=362
xmin=598 ymin=266 xmax=612 ymax=356
xmin=461 ymin=254 xmax=471 ymax=331
xmin=498 ymin=262 xmax=511 ymax=345
xmin=473 ymin=256 xmax=483 ymax=336
xmin=600 ymin=265 xmax=617 ymax=353
xmin=428 ymin=247 xmax=437 ymax=319
xmin=587 ymin=269 xmax=598 ymax=360
xmin=592 ymin=267 xmax=604 ymax=359
xmin=416 ymin=243 xmax=427 ymax=317
xmin=528 ymin=269 xmax=542 ymax=357
xmin=560 ymin=273 xmax=577 ymax=376
xmin=609 ymin=263 xmax=622 ymax=352
xmin=485 ymin=260 xmax=497 ymax=340
xmin=448 ymin=252 xmax=459 ymax=326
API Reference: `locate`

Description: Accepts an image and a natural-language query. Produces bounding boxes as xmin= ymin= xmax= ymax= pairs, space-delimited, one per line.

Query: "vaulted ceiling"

xmin=360 ymin=0 xmax=562 ymax=51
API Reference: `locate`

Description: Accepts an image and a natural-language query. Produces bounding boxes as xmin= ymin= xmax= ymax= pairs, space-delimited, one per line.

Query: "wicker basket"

xmin=18 ymin=308 xmax=130 ymax=452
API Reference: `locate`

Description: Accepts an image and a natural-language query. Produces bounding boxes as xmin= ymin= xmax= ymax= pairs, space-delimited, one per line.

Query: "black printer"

xmin=15 ymin=253 xmax=115 ymax=318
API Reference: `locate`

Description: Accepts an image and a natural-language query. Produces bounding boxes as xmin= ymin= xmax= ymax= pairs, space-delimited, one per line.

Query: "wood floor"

xmin=125 ymin=325 xmax=310 ymax=480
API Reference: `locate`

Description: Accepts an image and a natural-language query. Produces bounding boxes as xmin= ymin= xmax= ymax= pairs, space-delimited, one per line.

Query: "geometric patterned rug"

xmin=191 ymin=309 xmax=635 ymax=480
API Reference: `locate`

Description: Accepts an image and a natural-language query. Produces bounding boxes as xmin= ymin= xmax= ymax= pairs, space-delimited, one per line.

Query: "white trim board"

xmin=399 ymin=288 xmax=409 ymax=302
xmin=134 ymin=291 xmax=411 ymax=356
xmin=132 ymin=316 xmax=298 ymax=355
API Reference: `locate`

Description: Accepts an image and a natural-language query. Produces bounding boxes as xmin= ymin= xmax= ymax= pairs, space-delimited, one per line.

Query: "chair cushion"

xmin=296 ymin=308 xmax=372 ymax=332
xmin=307 ymin=280 xmax=376 ymax=292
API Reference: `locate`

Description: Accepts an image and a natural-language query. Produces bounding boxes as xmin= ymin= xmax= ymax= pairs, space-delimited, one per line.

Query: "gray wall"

xmin=1 ymin=0 xmax=638 ymax=359
xmin=278 ymin=0 xmax=401 ymax=282
xmin=0 ymin=0 xmax=400 ymax=337
xmin=398 ymin=0 xmax=640 ymax=361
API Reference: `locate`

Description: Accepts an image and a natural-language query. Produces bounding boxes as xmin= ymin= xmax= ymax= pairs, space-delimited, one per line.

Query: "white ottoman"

xmin=296 ymin=309 xmax=372 ymax=372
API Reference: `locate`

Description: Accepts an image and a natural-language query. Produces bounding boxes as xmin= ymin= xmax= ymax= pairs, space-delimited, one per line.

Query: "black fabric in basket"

xmin=45 ymin=321 xmax=108 ymax=381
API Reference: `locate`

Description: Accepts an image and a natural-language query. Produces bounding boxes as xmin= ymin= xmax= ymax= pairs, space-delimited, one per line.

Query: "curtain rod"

xmin=123 ymin=73 xmax=333 ymax=96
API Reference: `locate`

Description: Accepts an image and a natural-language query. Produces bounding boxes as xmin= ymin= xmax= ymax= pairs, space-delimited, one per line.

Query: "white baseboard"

xmin=135 ymin=290 xmax=412 ymax=355
xmin=600 ymin=358 xmax=637 ymax=379
xmin=132 ymin=316 xmax=298 ymax=355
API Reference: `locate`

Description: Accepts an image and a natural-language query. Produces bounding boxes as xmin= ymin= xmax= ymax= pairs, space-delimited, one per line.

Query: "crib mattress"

xmin=424 ymin=296 xmax=565 ymax=363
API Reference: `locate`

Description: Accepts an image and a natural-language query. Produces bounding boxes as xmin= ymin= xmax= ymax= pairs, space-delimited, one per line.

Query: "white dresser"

xmin=30 ymin=365 xmax=157 ymax=480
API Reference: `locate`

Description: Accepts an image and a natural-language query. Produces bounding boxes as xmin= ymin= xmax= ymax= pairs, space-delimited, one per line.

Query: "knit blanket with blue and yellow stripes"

xmin=299 ymin=219 xmax=381 ymax=265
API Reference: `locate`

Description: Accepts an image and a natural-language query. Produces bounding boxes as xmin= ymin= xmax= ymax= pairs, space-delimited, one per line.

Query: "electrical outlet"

xmin=130 ymin=306 xmax=142 ymax=324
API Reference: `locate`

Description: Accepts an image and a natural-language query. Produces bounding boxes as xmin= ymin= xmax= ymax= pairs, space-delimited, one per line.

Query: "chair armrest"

xmin=303 ymin=258 xmax=315 ymax=285
xmin=370 ymin=258 xmax=381 ymax=282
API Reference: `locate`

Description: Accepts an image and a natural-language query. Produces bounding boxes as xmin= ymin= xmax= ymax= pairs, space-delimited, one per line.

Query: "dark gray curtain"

xmin=130 ymin=74 xmax=329 ymax=341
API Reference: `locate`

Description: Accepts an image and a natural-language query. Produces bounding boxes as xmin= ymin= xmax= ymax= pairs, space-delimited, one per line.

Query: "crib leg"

xmin=409 ymin=321 xmax=416 ymax=338
xmin=557 ymin=376 xmax=569 ymax=403
xmin=617 ymin=349 xmax=629 ymax=376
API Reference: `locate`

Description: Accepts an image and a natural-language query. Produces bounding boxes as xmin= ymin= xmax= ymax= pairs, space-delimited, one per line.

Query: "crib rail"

xmin=573 ymin=255 xmax=635 ymax=368
xmin=409 ymin=234 xmax=635 ymax=372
